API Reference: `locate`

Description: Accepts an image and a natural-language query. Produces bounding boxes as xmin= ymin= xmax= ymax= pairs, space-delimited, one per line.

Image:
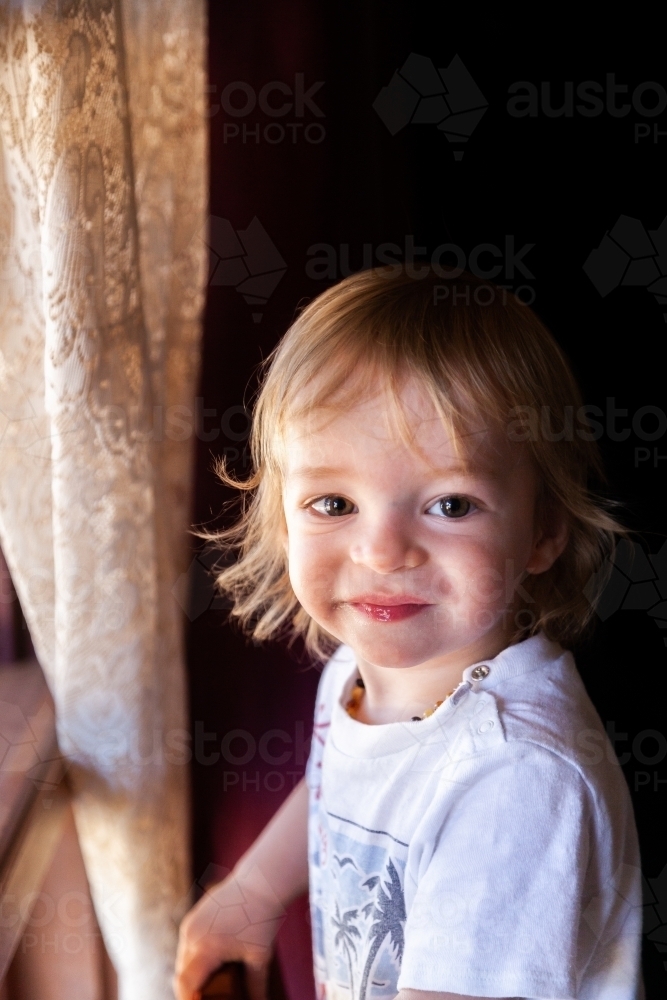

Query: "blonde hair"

xmin=206 ymin=267 xmax=623 ymax=659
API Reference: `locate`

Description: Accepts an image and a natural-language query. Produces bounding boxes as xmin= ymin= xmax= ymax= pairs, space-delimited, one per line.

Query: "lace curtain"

xmin=0 ymin=1 xmax=207 ymax=996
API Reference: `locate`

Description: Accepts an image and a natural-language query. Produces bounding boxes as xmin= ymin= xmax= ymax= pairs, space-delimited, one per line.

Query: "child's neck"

xmin=353 ymin=628 xmax=509 ymax=725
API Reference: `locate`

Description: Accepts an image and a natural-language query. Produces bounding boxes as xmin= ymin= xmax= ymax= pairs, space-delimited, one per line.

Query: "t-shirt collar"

xmin=328 ymin=633 xmax=561 ymax=759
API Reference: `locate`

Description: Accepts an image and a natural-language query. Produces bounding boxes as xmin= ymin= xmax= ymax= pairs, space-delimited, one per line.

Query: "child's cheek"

xmin=287 ymin=535 xmax=337 ymax=620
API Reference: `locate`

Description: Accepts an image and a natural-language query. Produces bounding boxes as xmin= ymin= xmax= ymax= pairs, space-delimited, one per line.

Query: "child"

xmin=174 ymin=268 xmax=643 ymax=1000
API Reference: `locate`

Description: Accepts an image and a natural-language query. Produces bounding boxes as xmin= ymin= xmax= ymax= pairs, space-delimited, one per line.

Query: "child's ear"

xmin=525 ymin=514 xmax=569 ymax=575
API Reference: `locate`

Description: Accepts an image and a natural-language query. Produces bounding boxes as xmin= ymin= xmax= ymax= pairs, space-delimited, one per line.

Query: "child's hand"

xmin=174 ymin=778 xmax=309 ymax=1000
xmin=173 ymin=869 xmax=284 ymax=1000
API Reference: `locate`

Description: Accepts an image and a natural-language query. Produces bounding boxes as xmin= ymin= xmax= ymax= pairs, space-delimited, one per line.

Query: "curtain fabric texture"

xmin=0 ymin=1 xmax=207 ymax=996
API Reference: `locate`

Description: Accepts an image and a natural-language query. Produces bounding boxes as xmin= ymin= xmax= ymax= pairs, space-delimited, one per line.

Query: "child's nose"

xmin=349 ymin=512 xmax=426 ymax=573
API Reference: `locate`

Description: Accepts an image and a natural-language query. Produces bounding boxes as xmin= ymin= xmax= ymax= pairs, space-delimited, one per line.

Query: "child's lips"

xmin=346 ymin=596 xmax=433 ymax=623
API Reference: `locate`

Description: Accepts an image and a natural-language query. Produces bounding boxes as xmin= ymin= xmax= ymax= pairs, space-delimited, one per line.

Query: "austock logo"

xmin=507 ymin=76 xmax=667 ymax=123
xmin=586 ymin=539 xmax=667 ymax=637
xmin=214 ymin=73 xmax=326 ymax=145
xmin=583 ymin=214 xmax=667 ymax=321
xmin=193 ymin=216 xmax=287 ymax=323
xmin=373 ymin=53 xmax=488 ymax=160
xmin=172 ymin=545 xmax=231 ymax=623
xmin=0 ymin=699 xmax=64 ymax=796
xmin=644 ymin=865 xmax=667 ymax=972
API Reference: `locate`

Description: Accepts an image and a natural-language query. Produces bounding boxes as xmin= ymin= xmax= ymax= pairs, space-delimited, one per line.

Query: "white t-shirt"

xmin=306 ymin=634 xmax=643 ymax=1000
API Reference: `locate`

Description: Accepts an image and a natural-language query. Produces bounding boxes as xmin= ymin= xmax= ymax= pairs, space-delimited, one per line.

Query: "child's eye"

xmin=310 ymin=495 xmax=357 ymax=517
xmin=426 ymin=495 xmax=474 ymax=519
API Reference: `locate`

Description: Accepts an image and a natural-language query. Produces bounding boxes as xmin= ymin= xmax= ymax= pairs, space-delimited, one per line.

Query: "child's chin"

xmin=350 ymin=635 xmax=442 ymax=670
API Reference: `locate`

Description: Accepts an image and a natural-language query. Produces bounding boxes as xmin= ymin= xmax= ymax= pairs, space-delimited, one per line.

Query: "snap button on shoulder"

xmin=471 ymin=664 xmax=490 ymax=680
xmin=478 ymin=720 xmax=495 ymax=734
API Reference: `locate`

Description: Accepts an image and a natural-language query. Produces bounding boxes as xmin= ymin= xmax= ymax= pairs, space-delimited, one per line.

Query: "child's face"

xmin=282 ymin=377 xmax=567 ymax=671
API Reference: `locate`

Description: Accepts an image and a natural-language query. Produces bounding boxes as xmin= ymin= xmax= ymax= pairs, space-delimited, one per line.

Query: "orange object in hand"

xmin=201 ymin=963 xmax=250 ymax=1000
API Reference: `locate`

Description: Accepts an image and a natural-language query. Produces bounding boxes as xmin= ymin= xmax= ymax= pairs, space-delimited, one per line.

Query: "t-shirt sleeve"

xmin=397 ymin=745 xmax=591 ymax=1000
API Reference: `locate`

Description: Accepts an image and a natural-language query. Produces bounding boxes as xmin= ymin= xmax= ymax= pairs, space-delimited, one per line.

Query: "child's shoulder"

xmin=467 ymin=634 xmax=629 ymax=818
xmin=489 ymin=633 xmax=605 ymax=760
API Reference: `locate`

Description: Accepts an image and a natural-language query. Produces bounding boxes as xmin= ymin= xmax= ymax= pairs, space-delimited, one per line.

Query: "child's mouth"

xmin=348 ymin=599 xmax=431 ymax=623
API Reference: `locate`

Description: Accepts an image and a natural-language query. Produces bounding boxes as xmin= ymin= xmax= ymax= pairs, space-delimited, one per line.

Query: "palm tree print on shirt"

xmin=332 ymin=902 xmax=362 ymax=997
xmin=359 ymin=858 xmax=406 ymax=1000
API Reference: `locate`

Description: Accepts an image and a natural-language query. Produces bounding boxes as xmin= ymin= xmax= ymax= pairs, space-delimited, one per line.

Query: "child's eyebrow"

xmin=287 ymin=462 xmax=501 ymax=482
xmin=424 ymin=465 xmax=503 ymax=484
xmin=287 ymin=465 xmax=348 ymax=481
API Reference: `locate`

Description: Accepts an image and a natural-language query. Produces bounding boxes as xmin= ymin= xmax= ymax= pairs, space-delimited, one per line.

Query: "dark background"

xmin=187 ymin=5 xmax=667 ymax=998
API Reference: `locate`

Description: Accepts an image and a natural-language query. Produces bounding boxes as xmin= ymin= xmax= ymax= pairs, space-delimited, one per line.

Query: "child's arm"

xmin=173 ymin=777 xmax=309 ymax=1000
